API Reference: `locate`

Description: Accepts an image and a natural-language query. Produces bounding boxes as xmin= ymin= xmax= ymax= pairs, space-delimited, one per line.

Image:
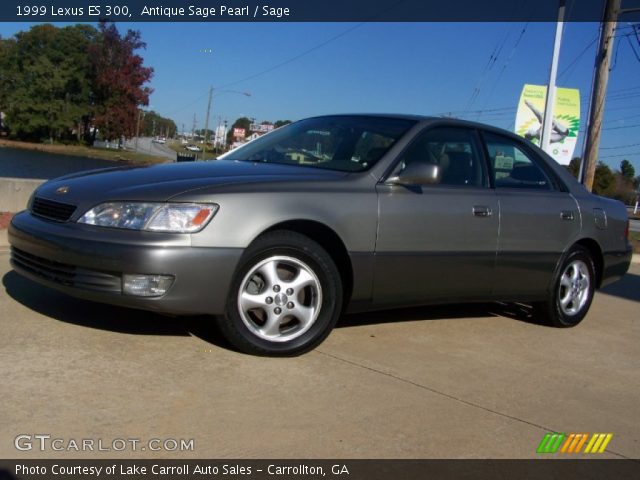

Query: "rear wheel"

xmin=534 ymin=245 xmax=595 ymax=327
xmin=219 ymin=231 xmax=343 ymax=356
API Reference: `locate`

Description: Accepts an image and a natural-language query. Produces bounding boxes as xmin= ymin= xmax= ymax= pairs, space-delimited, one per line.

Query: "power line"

xmin=477 ymin=22 xmax=530 ymax=120
xmin=579 ymin=122 xmax=640 ymax=133
xmin=165 ymin=91 xmax=209 ymax=116
xmin=559 ymin=33 xmax=598 ymax=81
xmin=214 ymin=23 xmax=366 ymax=90
xmin=625 ymin=33 xmax=640 ymax=61
xmin=600 ymin=142 xmax=640 ymax=150
xmin=602 ymin=122 xmax=640 ymax=130
xmin=599 ymin=150 xmax=640 ymax=158
xmin=163 ymin=22 xmax=367 ymax=118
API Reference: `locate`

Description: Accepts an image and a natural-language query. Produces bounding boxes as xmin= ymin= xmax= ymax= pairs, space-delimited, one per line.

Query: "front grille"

xmin=11 ymin=247 xmax=122 ymax=293
xmin=31 ymin=197 xmax=77 ymax=222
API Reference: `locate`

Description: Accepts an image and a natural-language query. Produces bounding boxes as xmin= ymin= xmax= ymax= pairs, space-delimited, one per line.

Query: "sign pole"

xmin=540 ymin=0 xmax=566 ymax=154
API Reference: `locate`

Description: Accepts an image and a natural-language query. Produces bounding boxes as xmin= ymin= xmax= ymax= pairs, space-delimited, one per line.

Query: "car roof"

xmin=305 ymin=113 xmax=431 ymax=122
xmin=307 ymin=114 xmax=530 ymax=140
xmin=304 ymin=113 xmax=513 ymax=132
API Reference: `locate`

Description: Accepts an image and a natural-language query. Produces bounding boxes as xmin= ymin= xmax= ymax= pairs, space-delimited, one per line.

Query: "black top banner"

xmin=1 ymin=0 xmax=640 ymax=22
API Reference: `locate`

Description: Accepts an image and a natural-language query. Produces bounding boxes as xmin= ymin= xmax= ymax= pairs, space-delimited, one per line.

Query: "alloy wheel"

xmin=558 ymin=259 xmax=591 ymax=316
xmin=237 ymin=255 xmax=323 ymax=342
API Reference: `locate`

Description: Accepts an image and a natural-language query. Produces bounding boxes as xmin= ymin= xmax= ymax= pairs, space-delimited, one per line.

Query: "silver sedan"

xmin=9 ymin=115 xmax=633 ymax=355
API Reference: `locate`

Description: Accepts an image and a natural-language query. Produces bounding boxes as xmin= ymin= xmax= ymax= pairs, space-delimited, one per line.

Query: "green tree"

xmin=2 ymin=24 xmax=97 ymax=142
xmin=593 ymin=162 xmax=616 ymax=197
xmin=142 ymin=111 xmax=177 ymax=138
xmin=567 ymin=157 xmax=581 ymax=178
xmin=0 ymin=36 xmax=18 ymax=132
xmin=274 ymin=120 xmax=292 ymax=128
xmin=620 ymin=159 xmax=635 ymax=180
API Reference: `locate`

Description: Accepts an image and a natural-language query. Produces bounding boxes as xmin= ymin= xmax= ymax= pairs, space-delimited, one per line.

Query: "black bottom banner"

xmin=1 ymin=460 xmax=639 ymax=480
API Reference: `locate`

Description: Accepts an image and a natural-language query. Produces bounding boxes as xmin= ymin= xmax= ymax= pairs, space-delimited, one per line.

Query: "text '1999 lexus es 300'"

xmin=9 ymin=115 xmax=632 ymax=355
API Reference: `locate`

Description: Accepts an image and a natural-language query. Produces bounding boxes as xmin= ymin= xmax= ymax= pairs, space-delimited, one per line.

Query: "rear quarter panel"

xmin=574 ymin=192 xmax=632 ymax=285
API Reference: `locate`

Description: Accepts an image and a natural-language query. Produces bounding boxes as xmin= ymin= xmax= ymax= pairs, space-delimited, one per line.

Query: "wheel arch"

xmin=573 ymin=238 xmax=604 ymax=288
xmin=257 ymin=219 xmax=354 ymax=308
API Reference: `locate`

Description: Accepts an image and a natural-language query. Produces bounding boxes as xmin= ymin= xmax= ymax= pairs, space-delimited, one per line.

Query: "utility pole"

xmin=582 ymin=0 xmax=621 ymax=191
xmin=540 ymin=0 xmax=566 ymax=154
xmin=192 ymin=113 xmax=197 ymax=139
xmin=223 ymin=120 xmax=228 ymax=150
xmin=203 ymin=86 xmax=213 ymax=160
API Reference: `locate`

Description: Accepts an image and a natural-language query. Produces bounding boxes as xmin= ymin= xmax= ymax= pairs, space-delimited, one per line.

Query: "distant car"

xmin=185 ymin=144 xmax=202 ymax=152
xmin=9 ymin=115 xmax=632 ymax=356
xmin=157 ymin=137 xmax=166 ymax=144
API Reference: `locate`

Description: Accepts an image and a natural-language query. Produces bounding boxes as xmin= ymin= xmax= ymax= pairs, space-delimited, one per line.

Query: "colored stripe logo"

xmin=537 ymin=433 xmax=613 ymax=454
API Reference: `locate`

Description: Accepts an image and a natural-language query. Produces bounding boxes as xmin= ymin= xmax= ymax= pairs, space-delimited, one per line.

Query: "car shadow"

xmin=599 ymin=272 xmax=640 ymax=303
xmin=3 ymin=270 xmax=544 ymax=353
xmin=1 ymin=270 xmax=235 ymax=350
xmin=2 ymin=270 xmax=190 ymax=336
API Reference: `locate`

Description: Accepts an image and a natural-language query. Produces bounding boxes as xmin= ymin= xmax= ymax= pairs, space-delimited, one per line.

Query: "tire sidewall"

xmin=224 ymin=234 xmax=342 ymax=355
xmin=550 ymin=247 xmax=596 ymax=327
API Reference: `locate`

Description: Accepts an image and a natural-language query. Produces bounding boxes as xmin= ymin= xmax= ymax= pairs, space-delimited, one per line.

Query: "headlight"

xmin=77 ymin=202 xmax=218 ymax=233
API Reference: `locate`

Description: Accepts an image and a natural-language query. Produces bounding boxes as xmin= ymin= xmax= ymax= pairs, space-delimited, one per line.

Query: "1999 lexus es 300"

xmin=9 ymin=115 xmax=632 ymax=355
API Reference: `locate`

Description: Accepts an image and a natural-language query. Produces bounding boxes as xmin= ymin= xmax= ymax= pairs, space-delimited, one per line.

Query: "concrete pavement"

xmin=0 ymin=251 xmax=638 ymax=460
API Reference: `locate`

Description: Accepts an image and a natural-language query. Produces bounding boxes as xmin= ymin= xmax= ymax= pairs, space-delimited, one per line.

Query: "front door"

xmin=373 ymin=127 xmax=499 ymax=307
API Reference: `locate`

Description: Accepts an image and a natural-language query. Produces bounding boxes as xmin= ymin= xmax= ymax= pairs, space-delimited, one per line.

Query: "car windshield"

xmin=226 ymin=116 xmax=417 ymax=172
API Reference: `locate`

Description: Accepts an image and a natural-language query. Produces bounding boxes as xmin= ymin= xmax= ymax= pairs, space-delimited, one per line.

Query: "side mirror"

xmin=386 ymin=162 xmax=441 ymax=186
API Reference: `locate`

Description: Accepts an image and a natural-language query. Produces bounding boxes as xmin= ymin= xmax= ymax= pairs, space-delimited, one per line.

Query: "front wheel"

xmin=219 ymin=231 xmax=343 ymax=356
xmin=534 ymin=245 xmax=596 ymax=327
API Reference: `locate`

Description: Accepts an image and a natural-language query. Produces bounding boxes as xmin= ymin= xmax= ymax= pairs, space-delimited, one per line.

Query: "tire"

xmin=534 ymin=245 xmax=596 ymax=328
xmin=219 ymin=230 xmax=343 ymax=356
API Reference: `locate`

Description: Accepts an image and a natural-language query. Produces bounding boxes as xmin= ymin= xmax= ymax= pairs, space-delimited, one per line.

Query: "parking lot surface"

xmin=1 ymin=250 xmax=638 ymax=459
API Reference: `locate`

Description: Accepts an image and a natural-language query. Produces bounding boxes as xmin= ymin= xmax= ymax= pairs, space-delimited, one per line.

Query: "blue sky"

xmin=1 ymin=21 xmax=639 ymax=172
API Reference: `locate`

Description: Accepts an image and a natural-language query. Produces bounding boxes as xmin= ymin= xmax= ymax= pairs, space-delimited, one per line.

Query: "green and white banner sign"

xmin=515 ymin=84 xmax=580 ymax=165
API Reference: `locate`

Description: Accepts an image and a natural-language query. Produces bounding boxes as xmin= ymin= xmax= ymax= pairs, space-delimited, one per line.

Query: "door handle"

xmin=561 ymin=210 xmax=575 ymax=221
xmin=473 ymin=206 xmax=492 ymax=217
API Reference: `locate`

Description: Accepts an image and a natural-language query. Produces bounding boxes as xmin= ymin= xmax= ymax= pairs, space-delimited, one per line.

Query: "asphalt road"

xmin=630 ymin=219 xmax=640 ymax=233
xmin=0 ymin=251 xmax=638 ymax=460
xmin=126 ymin=137 xmax=176 ymax=161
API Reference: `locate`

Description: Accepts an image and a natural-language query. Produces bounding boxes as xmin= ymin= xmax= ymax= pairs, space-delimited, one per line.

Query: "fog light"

xmin=123 ymin=274 xmax=174 ymax=297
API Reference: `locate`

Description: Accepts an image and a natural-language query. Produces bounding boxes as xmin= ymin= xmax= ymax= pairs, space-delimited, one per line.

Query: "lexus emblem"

xmin=56 ymin=186 xmax=70 ymax=194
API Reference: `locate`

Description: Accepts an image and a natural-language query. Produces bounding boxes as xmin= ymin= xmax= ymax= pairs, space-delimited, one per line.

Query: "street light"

xmin=203 ymin=87 xmax=251 ymax=159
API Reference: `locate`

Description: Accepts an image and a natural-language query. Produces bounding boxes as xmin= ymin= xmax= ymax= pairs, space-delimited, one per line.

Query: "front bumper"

xmin=8 ymin=211 xmax=243 ymax=315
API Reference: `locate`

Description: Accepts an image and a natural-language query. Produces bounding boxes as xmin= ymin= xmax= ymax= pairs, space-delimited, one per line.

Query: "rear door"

xmin=373 ymin=126 xmax=499 ymax=306
xmin=481 ymin=131 xmax=581 ymax=298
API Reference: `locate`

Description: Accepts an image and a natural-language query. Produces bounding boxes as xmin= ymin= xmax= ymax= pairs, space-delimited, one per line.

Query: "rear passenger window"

xmin=484 ymin=133 xmax=552 ymax=190
xmin=397 ymin=127 xmax=486 ymax=187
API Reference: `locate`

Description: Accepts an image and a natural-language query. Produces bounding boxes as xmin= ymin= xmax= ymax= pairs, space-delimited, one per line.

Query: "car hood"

xmin=34 ymin=160 xmax=349 ymax=204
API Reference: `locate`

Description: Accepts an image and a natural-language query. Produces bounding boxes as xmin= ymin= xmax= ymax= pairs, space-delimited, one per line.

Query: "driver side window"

xmin=396 ymin=127 xmax=486 ymax=187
